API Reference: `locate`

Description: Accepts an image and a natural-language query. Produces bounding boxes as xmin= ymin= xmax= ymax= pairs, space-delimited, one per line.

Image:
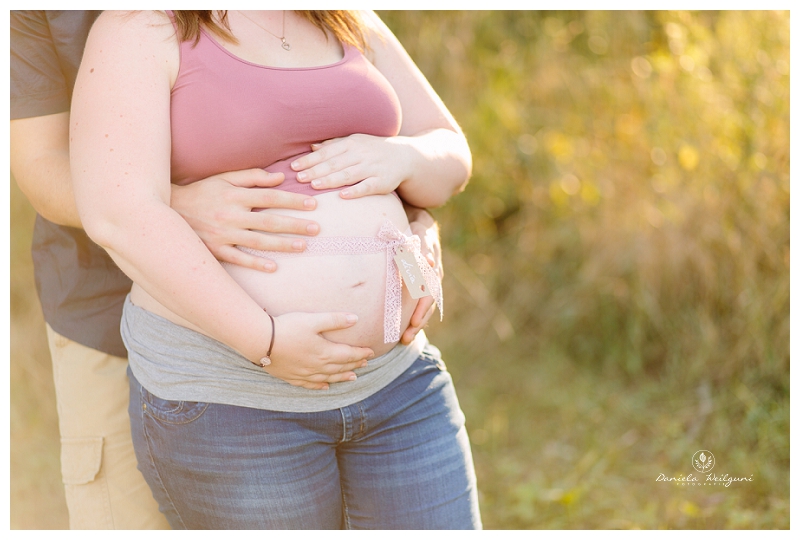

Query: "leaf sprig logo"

xmin=692 ymin=450 xmax=715 ymax=473
xmin=656 ymin=449 xmax=753 ymax=486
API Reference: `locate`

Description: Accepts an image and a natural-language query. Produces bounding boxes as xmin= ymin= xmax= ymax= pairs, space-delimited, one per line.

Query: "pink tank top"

xmin=169 ymin=21 xmax=403 ymax=195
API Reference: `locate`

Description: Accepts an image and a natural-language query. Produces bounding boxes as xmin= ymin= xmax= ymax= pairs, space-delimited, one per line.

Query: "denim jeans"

xmin=128 ymin=345 xmax=482 ymax=529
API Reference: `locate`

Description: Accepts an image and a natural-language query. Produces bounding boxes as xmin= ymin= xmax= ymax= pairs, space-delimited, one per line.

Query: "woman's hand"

xmin=401 ymin=207 xmax=443 ymax=344
xmin=171 ymin=169 xmax=321 ymax=272
xmin=262 ymin=311 xmax=375 ymax=390
xmin=290 ymin=134 xmax=413 ymax=199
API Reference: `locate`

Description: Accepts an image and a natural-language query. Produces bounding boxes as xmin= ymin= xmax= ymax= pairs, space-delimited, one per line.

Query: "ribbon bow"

xmin=377 ymin=221 xmax=443 ymax=343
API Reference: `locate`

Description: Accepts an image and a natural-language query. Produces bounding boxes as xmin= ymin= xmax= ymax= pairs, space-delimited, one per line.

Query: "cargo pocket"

xmin=61 ymin=437 xmax=103 ymax=485
xmin=61 ymin=437 xmax=113 ymax=529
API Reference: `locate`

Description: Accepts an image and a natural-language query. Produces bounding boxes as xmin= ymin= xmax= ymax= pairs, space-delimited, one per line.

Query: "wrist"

xmin=388 ymin=135 xmax=417 ymax=191
xmin=169 ymin=183 xmax=188 ymax=215
xmin=403 ymin=202 xmax=435 ymax=229
xmin=259 ymin=310 xmax=276 ymax=367
xmin=242 ymin=309 xmax=277 ymax=366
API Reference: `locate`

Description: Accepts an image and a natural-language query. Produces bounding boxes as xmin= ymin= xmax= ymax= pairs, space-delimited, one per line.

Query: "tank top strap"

xmin=164 ymin=10 xmax=178 ymax=32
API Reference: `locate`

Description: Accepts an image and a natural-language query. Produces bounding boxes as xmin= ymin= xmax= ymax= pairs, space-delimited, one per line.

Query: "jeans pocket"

xmin=140 ymin=386 xmax=209 ymax=425
xmin=417 ymin=344 xmax=447 ymax=371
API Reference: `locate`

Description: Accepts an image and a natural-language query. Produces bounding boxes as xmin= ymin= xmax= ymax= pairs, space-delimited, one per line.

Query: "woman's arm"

xmin=71 ymin=11 xmax=372 ymax=387
xmin=289 ymin=11 xmax=472 ymax=208
xmin=71 ymin=11 xmax=270 ymax=361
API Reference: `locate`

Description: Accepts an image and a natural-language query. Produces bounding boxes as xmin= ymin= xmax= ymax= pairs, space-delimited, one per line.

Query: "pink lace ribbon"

xmin=237 ymin=220 xmax=443 ymax=343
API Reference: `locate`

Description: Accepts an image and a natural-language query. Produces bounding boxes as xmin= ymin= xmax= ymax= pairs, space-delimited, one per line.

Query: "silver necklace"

xmin=238 ymin=10 xmax=291 ymax=51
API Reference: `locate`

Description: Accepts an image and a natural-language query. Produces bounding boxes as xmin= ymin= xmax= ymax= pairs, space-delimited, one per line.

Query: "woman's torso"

xmin=130 ymin=13 xmax=414 ymax=355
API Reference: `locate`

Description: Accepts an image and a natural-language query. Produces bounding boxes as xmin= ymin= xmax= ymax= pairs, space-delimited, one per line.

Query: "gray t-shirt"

xmin=122 ymin=297 xmax=426 ymax=413
xmin=11 ymin=10 xmax=132 ymax=357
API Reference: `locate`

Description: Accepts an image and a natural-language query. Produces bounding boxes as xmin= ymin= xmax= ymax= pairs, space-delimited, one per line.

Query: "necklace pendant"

xmin=281 ymin=39 xmax=291 ymax=51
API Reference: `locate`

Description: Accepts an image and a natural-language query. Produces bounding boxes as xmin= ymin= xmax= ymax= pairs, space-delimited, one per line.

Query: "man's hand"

xmin=401 ymin=206 xmax=443 ymax=345
xmin=171 ymin=169 xmax=321 ymax=272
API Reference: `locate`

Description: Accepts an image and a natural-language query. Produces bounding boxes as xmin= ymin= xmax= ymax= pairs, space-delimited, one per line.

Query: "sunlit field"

xmin=10 ymin=10 xmax=788 ymax=529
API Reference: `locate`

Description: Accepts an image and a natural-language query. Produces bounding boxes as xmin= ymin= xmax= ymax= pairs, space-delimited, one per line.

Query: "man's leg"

xmin=46 ymin=325 xmax=170 ymax=530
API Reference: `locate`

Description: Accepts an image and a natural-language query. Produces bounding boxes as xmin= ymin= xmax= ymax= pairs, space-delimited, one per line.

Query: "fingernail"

xmin=311 ymin=180 xmax=321 ymax=188
xmin=292 ymin=240 xmax=304 ymax=250
xmin=303 ymin=198 xmax=316 ymax=209
xmin=340 ymin=190 xmax=351 ymax=198
xmin=360 ymin=361 xmax=368 ymax=368
xmin=264 ymin=261 xmax=276 ymax=272
xmin=347 ymin=374 xmax=357 ymax=381
xmin=346 ymin=314 xmax=358 ymax=324
xmin=291 ymin=161 xmax=300 ymax=170
xmin=297 ymin=172 xmax=307 ymax=181
xmin=306 ymin=223 xmax=319 ymax=234
xmin=311 ymin=143 xmax=320 ymax=150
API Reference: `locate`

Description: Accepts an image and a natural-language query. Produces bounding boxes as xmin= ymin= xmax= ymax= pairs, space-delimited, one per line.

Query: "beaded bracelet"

xmin=260 ymin=311 xmax=275 ymax=367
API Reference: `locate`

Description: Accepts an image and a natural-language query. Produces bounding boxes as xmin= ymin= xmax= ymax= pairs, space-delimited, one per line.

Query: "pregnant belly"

xmin=131 ymin=192 xmax=417 ymax=357
xmin=226 ymin=192 xmax=416 ymax=356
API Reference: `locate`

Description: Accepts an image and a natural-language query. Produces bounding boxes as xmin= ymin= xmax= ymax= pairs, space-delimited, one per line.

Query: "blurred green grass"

xmin=10 ymin=10 xmax=789 ymax=529
xmin=381 ymin=9 xmax=789 ymax=529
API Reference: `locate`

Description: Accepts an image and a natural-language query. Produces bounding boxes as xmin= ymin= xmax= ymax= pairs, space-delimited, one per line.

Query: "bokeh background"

xmin=10 ymin=10 xmax=789 ymax=529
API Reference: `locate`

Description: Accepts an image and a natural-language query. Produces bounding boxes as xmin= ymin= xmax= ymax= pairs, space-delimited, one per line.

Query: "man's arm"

xmin=11 ymin=112 xmax=321 ymax=271
xmin=11 ymin=112 xmax=79 ymax=227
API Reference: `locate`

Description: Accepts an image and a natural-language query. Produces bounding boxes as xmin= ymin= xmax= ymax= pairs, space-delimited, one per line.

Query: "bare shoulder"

xmin=83 ymin=10 xmax=178 ymax=82
xmin=86 ymin=11 xmax=177 ymax=62
xmin=359 ymin=10 xmax=398 ymax=64
xmin=91 ymin=10 xmax=174 ymax=41
xmin=359 ymin=10 xmax=384 ymax=35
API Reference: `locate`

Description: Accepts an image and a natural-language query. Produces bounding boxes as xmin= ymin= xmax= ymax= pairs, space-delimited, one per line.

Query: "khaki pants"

xmin=46 ymin=325 xmax=170 ymax=530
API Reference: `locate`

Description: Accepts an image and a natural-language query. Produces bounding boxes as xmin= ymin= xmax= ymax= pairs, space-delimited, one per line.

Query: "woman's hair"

xmin=172 ymin=10 xmax=367 ymax=50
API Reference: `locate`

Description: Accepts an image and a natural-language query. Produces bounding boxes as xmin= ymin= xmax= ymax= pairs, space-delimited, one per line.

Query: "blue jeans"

xmin=128 ymin=345 xmax=482 ymax=529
